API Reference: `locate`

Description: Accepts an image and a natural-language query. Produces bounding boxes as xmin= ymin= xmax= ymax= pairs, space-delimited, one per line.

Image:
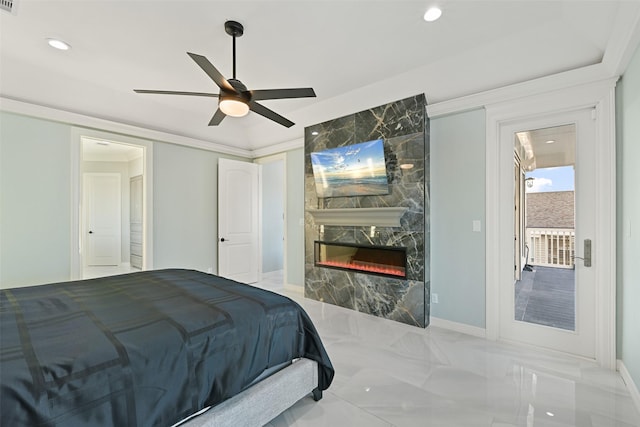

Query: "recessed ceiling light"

xmin=400 ymin=163 xmax=414 ymax=170
xmin=311 ymin=131 xmax=319 ymax=136
xmin=545 ymin=140 xmax=556 ymax=144
xmin=424 ymin=6 xmax=442 ymax=22
xmin=47 ymin=38 xmax=71 ymax=51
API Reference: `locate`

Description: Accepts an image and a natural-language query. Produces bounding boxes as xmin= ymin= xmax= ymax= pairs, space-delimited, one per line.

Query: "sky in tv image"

xmin=311 ymin=139 xmax=389 ymax=198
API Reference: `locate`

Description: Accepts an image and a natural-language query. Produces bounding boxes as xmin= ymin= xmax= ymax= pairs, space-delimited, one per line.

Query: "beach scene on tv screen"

xmin=311 ymin=139 xmax=389 ymax=198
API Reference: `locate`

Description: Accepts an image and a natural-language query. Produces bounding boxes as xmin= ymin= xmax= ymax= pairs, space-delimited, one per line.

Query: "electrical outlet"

xmin=207 ymin=267 xmax=213 ymax=274
xmin=431 ymin=293 xmax=439 ymax=304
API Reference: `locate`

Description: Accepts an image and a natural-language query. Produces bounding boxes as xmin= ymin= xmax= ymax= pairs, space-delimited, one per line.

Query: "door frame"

xmin=254 ymin=153 xmax=288 ymax=285
xmin=485 ymin=77 xmax=617 ymax=369
xmin=71 ymin=127 xmax=154 ymax=279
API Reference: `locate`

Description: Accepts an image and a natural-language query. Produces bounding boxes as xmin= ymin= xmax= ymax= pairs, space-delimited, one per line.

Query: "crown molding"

xmin=426 ymin=63 xmax=614 ymax=118
xmin=602 ymin=2 xmax=640 ymax=76
xmin=426 ymin=2 xmax=640 ymax=121
xmin=0 ymin=97 xmax=253 ymax=158
xmin=251 ymin=137 xmax=303 ymax=159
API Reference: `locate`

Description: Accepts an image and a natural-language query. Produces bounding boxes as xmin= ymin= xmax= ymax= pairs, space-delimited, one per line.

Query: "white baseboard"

xmin=618 ymin=360 xmax=640 ymax=415
xmin=284 ymin=283 xmax=303 ymax=295
xmin=429 ymin=316 xmax=487 ymax=338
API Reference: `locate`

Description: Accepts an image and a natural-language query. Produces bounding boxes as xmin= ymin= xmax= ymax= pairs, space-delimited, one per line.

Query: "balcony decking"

xmin=514 ymin=265 xmax=575 ymax=331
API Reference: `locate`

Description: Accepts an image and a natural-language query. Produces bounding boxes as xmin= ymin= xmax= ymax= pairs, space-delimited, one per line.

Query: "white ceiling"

xmin=82 ymin=137 xmax=143 ymax=162
xmin=2 ymin=1 xmax=640 ymax=154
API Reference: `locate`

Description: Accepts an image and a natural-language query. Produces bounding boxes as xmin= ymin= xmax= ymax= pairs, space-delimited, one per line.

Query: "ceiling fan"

xmin=134 ymin=20 xmax=316 ymax=128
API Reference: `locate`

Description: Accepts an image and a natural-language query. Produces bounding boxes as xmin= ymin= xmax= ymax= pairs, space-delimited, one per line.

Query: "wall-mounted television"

xmin=310 ymin=139 xmax=389 ymax=198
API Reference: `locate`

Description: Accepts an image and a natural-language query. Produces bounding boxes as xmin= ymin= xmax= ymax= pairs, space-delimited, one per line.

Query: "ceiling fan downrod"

xmin=224 ymin=20 xmax=244 ymax=80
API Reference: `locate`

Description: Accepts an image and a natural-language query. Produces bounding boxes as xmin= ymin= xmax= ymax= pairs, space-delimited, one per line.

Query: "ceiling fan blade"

xmin=134 ymin=89 xmax=219 ymax=97
xmin=187 ymin=52 xmax=235 ymax=93
xmin=250 ymin=88 xmax=316 ymax=101
xmin=249 ymin=101 xmax=294 ymax=128
xmin=209 ymin=108 xmax=226 ymax=126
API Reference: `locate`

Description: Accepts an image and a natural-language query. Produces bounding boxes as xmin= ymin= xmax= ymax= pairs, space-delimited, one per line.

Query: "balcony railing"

xmin=526 ymin=228 xmax=575 ymax=269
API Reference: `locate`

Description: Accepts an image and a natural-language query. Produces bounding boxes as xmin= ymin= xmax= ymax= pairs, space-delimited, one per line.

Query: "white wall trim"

xmin=485 ymin=78 xmax=618 ymax=369
xmin=429 ymin=317 xmax=487 ymax=339
xmin=426 ymin=5 xmax=640 ymax=121
xmin=0 ymin=97 xmax=252 ymax=158
xmin=70 ymin=139 xmax=81 ymax=280
xmin=251 ymin=138 xmax=303 ymax=159
xmin=602 ymin=5 xmax=640 ymax=76
xmin=284 ymin=283 xmax=303 ymax=296
xmin=618 ymin=360 xmax=640 ymax=416
xmin=427 ymin=64 xmax=611 ymax=119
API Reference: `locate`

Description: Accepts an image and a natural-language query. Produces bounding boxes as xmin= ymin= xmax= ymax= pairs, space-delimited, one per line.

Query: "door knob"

xmin=220 ymin=237 xmax=227 ymax=242
xmin=573 ymin=239 xmax=592 ymax=267
xmin=89 ymin=231 xmax=93 ymax=234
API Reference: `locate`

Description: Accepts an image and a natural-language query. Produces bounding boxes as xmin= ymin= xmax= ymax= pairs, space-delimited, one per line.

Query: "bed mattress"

xmin=0 ymin=269 xmax=333 ymax=426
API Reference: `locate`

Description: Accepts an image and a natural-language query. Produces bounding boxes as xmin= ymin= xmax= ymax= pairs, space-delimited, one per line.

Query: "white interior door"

xmin=218 ymin=158 xmax=259 ymax=283
xmin=499 ymin=108 xmax=596 ymax=358
xmin=84 ymin=173 xmax=121 ymax=266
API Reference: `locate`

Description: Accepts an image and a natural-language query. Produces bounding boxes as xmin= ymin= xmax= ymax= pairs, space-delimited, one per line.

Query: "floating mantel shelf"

xmin=307 ymin=207 xmax=408 ymax=227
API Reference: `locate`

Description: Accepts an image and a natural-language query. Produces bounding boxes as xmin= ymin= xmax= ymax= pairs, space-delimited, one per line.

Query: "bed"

xmin=0 ymin=269 xmax=334 ymax=426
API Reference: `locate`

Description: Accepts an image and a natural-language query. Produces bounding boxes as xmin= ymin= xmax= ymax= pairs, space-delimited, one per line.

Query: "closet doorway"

xmin=71 ymin=128 xmax=153 ymax=281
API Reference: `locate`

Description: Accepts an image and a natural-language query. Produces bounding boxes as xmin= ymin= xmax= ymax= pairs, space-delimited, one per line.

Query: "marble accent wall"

xmin=304 ymin=94 xmax=430 ymax=327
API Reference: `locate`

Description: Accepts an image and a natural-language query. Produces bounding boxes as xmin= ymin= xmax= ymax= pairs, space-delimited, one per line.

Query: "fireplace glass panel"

xmin=314 ymin=241 xmax=407 ymax=279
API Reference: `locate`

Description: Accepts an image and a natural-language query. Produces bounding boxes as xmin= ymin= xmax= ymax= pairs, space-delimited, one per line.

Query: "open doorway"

xmin=80 ymin=137 xmax=145 ymax=279
xmin=514 ymin=124 xmax=576 ymax=331
xmin=255 ymin=153 xmax=287 ymax=292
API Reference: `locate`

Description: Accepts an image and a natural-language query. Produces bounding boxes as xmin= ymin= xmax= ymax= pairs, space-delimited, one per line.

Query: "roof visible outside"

xmin=526 ymin=191 xmax=574 ymax=229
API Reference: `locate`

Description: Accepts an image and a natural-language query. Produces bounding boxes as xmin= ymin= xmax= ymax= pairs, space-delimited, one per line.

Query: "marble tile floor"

xmin=82 ymin=262 xmax=139 ymax=279
xmin=256 ymin=282 xmax=640 ymax=427
xmin=255 ymin=269 xmax=285 ymax=293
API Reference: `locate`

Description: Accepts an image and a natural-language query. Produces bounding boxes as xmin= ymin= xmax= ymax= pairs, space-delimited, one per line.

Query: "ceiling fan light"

xmin=219 ymin=98 xmax=249 ymax=117
xmin=47 ymin=38 xmax=71 ymax=50
xmin=424 ymin=6 xmax=442 ymax=22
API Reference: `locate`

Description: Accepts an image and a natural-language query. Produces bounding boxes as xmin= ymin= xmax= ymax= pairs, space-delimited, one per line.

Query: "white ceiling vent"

xmin=1 ymin=0 xmax=18 ymax=15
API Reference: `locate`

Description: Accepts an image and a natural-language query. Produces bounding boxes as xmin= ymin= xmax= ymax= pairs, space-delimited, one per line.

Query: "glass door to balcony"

xmin=501 ymin=108 xmax=596 ymax=359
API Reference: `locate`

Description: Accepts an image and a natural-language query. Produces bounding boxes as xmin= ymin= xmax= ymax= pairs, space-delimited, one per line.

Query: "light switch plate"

xmin=472 ymin=220 xmax=481 ymax=232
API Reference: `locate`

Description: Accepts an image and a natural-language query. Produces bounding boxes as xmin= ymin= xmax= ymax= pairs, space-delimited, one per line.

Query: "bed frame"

xmin=179 ymin=358 xmax=321 ymax=427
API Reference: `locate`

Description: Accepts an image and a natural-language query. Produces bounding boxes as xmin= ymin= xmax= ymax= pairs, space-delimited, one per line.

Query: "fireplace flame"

xmin=317 ymin=260 xmax=406 ymax=278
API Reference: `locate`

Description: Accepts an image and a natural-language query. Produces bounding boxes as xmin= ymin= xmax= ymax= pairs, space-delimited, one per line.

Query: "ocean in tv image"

xmin=310 ymin=139 xmax=389 ymax=198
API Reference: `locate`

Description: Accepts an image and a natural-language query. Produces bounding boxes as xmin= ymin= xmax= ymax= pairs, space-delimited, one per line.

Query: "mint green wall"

xmin=430 ymin=108 xmax=486 ymax=328
xmin=152 ymin=142 xmax=245 ymax=273
xmin=616 ymin=43 xmax=640 ymax=389
xmin=285 ymin=148 xmax=305 ymax=286
xmin=1 ymin=112 xmax=72 ymax=287
xmin=0 ymin=112 xmax=246 ymax=286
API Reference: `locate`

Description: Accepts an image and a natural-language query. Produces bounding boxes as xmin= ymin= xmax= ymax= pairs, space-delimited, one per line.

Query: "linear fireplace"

xmin=314 ymin=241 xmax=407 ymax=279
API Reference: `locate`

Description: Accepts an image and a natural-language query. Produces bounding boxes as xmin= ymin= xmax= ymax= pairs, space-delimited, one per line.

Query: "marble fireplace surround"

xmin=304 ymin=94 xmax=430 ymax=328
